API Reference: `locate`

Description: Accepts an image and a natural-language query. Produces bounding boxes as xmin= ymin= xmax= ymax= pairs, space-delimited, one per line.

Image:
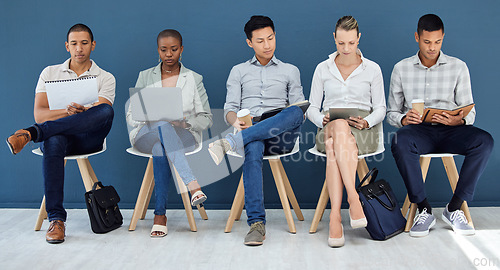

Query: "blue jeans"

xmin=37 ymin=104 xmax=114 ymax=222
xmin=134 ymin=122 xmax=196 ymax=216
xmin=226 ymin=106 xmax=303 ymax=225
xmin=391 ymin=124 xmax=494 ymax=203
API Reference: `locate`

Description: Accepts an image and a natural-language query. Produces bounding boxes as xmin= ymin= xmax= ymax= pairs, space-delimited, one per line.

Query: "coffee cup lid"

xmin=237 ymin=109 xmax=250 ymax=117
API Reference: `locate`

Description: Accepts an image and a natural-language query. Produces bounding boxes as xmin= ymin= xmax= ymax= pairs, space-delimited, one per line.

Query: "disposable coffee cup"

xmin=412 ymin=99 xmax=424 ymax=115
xmin=237 ymin=109 xmax=252 ymax=127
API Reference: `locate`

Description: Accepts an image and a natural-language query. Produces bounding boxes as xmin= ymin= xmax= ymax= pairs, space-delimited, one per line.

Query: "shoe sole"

xmin=350 ymin=218 xmax=368 ymax=229
xmin=208 ymin=144 xmax=223 ymax=165
xmin=409 ymin=219 xmax=436 ymax=237
xmin=244 ymin=235 xmax=265 ymax=246
xmin=328 ymin=238 xmax=345 ymax=248
xmin=6 ymin=140 xmax=17 ymax=155
xmin=191 ymin=195 xmax=207 ymax=207
xmin=46 ymin=239 xmax=65 ymax=244
xmin=441 ymin=213 xmax=475 ymax=236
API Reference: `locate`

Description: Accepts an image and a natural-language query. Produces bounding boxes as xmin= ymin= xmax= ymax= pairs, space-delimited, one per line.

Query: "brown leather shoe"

xmin=6 ymin=129 xmax=31 ymax=155
xmin=46 ymin=220 xmax=65 ymax=244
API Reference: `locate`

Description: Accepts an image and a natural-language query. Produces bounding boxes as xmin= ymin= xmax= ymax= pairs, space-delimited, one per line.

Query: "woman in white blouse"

xmin=126 ymin=29 xmax=212 ymax=237
xmin=306 ymin=16 xmax=386 ymax=247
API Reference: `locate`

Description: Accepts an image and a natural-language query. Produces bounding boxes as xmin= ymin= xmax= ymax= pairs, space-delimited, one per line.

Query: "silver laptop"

xmin=129 ymin=87 xmax=183 ymax=122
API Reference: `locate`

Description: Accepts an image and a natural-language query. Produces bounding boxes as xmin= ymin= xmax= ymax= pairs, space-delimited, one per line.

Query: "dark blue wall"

xmin=1 ymin=0 xmax=498 ymax=209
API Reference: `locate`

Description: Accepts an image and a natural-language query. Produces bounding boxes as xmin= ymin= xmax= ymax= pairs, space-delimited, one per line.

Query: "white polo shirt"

xmin=35 ymin=58 xmax=115 ymax=105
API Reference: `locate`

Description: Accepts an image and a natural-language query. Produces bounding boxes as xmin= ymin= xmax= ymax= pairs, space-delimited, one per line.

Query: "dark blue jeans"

xmin=227 ymin=106 xmax=304 ymax=225
xmin=37 ymin=104 xmax=114 ymax=221
xmin=391 ymin=124 xmax=494 ymax=203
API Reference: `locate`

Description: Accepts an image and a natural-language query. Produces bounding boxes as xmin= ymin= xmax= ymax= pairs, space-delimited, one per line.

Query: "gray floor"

xmin=1 ymin=208 xmax=499 ymax=270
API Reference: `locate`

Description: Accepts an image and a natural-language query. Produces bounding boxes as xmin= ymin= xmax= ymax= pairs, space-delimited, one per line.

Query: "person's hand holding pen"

xmin=66 ymin=102 xmax=86 ymax=115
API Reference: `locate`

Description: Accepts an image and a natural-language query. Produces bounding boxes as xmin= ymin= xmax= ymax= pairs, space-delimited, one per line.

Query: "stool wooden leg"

xmin=35 ymin=196 xmax=47 ymax=231
xmin=197 ymin=205 xmax=208 ymax=220
xmin=404 ymin=156 xmax=432 ymax=232
xmin=309 ymin=179 xmax=329 ymax=233
xmin=141 ymin=171 xmax=155 ymax=220
xmin=173 ymin=166 xmax=197 ymax=232
xmin=76 ymin=158 xmax=99 ymax=191
xmin=235 ymin=175 xmax=245 ymax=221
xmin=129 ymin=158 xmax=155 ymax=231
xmin=442 ymin=156 xmax=474 ymax=228
xmin=356 ymin=158 xmax=370 ymax=184
xmin=225 ymin=175 xmax=245 ymax=233
xmin=277 ymin=159 xmax=304 ymax=221
xmin=269 ymin=159 xmax=296 ymax=234
xmin=405 ymin=203 xmax=418 ymax=232
xmin=401 ymin=195 xmax=411 ymax=217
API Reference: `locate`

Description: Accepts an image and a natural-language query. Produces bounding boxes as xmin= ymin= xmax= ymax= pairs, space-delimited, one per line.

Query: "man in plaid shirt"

xmin=387 ymin=14 xmax=493 ymax=238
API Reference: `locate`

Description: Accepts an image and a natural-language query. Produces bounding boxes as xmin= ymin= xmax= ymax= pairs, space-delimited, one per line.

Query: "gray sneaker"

xmin=208 ymin=139 xmax=232 ymax=165
xmin=442 ymin=204 xmax=475 ymax=235
xmin=244 ymin=221 xmax=266 ymax=246
xmin=409 ymin=208 xmax=436 ymax=237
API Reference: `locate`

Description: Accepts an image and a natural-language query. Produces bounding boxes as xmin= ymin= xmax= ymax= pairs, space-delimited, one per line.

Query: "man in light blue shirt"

xmin=208 ymin=15 xmax=305 ymax=246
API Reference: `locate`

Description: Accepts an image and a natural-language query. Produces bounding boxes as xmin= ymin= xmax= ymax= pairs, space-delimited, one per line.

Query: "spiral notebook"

xmin=45 ymin=76 xmax=99 ymax=110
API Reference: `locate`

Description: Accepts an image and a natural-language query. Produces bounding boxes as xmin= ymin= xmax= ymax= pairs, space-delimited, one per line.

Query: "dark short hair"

xmin=67 ymin=23 xmax=94 ymax=42
xmin=157 ymin=29 xmax=183 ymax=46
xmin=244 ymin=15 xmax=275 ymax=40
xmin=417 ymin=14 xmax=444 ymax=35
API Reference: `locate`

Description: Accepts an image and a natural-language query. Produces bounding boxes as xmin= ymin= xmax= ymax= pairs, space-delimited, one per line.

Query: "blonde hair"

xmin=335 ymin=16 xmax=359 ymax=35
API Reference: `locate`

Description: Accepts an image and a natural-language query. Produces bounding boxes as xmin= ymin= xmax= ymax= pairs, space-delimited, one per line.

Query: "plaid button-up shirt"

xmin=387 ymin=51 xmax=475 ymax=128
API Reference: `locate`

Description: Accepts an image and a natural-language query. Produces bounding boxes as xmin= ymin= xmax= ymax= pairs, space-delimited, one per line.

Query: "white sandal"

xmin=191 ymin=190 xmax=207 ymax=206
xmin=150 ymin=224 xmax=168 ymax=238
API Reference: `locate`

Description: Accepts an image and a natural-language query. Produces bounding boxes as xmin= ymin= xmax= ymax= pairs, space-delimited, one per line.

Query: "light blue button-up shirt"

xmin=223 ymin=55 xmax=305 ymax=124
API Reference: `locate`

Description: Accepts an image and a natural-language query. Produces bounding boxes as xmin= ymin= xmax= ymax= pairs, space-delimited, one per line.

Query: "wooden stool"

xmin=308 ymin=124 xmax=385 ymax=233
xmin=33 ymin=141 xmax=107 ymax=231
xmin=224 ymin=138 xmax=304 ymax=234
xmin=127 ymin=145 xmax=208 ymax=232
xmin=400 ymin=153 xmax=474 ymax=232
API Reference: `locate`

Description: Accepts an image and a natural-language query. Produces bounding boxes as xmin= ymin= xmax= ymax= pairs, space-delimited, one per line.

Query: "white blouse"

xmin=306 ymin=50 xmax=386 ymax=129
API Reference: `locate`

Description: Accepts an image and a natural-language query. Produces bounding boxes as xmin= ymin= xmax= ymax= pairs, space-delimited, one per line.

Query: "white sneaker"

xmin=208 ymin=139 xmax=232 ymax=165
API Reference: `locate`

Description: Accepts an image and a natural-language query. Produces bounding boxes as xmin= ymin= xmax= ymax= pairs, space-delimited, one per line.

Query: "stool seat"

xmin=32 ymin=143 xmax=107 ymax=159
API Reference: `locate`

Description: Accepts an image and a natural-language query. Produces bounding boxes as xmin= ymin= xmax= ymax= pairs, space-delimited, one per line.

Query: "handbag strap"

xmin=92 ymin=181 xmax=104 ymax=191
xmin=370 ymin=186 xmax=397 ymax=211
xmin=357 ymin=167 xmax=378 ymax=188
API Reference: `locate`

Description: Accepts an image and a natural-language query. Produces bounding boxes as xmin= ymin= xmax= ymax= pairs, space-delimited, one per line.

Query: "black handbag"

xmin=84 ymin=181 xmax=123 ymax=234
xmin=357 ymin=168 xmax=406 ymax=240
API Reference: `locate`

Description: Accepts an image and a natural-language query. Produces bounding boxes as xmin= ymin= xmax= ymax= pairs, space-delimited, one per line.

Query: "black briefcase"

xmin=84 ymin=181 xmax=123 ymax=234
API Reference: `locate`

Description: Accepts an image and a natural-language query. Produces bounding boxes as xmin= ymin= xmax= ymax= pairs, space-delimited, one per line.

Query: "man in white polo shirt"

xmin=6 ymin=23 xmax=115 ymax=244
